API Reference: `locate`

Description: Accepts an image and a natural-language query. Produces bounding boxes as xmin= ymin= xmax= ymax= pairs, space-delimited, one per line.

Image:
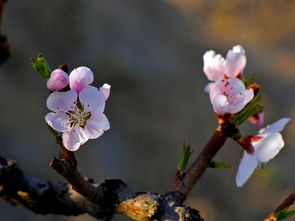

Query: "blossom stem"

xmin=264 ymin=192 xmax=295 ymax=221
xmin=172 ymin=130 xmax=227 ymax=199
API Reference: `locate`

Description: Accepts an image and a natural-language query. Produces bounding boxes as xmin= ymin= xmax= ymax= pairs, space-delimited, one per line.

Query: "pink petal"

xmin=47 ymin=69 xmax=69 ymax=91
xmin=259 ymin=118 xmax=291 ymax=134
xmin=203 ymin=50 xmax=225 ymax=81
xmin=254 ymin=133 xmax=284 ymax=163
xmin=99 ymin=83 xmax=111 ymax=100
xmin=249 ymin=111 xmax=264 ymax=126
xmin=225 ymin=45 xmax=246 ymax=78
xmin=210 ymin=78 xmax=254 ymax=114
xmin=235 ymin=152 xmax=258 ymax=187
xmin=84 ymin=112 xmax=110 ymax=139
xmin=45 ymin=112 xmax=71 ymax=132
xmin=69 ymin=66 xmax=94 ymax=93
xmin=203 ymin=82 xmax=214 ymax=94
xmin=62 ymin=127 xmax=88 ymax=151
xmin=46 ymin=90 xmax=78 ymax=112
xmin=79 ymin=86 xmax=106 ymax=113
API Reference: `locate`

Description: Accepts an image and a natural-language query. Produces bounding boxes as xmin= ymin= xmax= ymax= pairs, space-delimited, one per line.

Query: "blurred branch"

xmin=172 ymin=130 xmax=227 ymax=200
xmin=0 ymin=0 xmax=11 ymax=65
xmin=264 ymin=192 xmax=295 ymax=221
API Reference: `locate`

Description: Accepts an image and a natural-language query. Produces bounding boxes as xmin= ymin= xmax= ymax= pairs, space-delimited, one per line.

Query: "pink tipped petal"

xmin=45 ymin=112 xmax=71 ymax=132
xmin=99 ymin=84 xmax=111 ymax=100
xmin=62 ymin=127 xmax=88 ymax=151
xmin=84 ymin=113 xmax=110 ymax=139
xmin=259 ymin=118 xmax=291 ymax=134
xmin=79 ymin=86 xmax=106 ymax=113
xmin=235 ymin=152 xmax=258 ymax=187
xmin=249 ymin=111 xmax=265 ymax=126
xmin=203 ymin=50 xmax=225 ymax=81
xmin=46 ymin=90 xmax=78 ymax=112
xmin=225 ymin=45 xmax=246 ymax=77
xmin=47 ymin=69 xmax=69 ymax=91
xmin=254 ymin=133 xmax=284 ymax=163
xmin=69 ymin=66 xmax=94 ymax=93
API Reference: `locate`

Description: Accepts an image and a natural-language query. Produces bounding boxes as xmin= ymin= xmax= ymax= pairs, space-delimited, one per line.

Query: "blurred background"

xmin=0 ymin=0 xmax=295 ymax=220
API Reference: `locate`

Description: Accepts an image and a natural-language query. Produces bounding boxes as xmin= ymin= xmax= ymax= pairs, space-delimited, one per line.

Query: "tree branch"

xmin=0 ymin=0 xmax=11 ymax=65
xmin=264 ymin=192 xmax=295 ymax=221
xmin=0 ymin=155 xmax=105 ymax=219
xmin=50 ymin=146 xmax=204 ymax=221
xmin=172 ymin=130 xmax=227 ymax=199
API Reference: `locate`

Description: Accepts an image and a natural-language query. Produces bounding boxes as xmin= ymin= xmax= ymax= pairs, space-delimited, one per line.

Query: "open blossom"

xmin=210 ymin=78 xmax=254 ymax=115
xmin=45 ymin=66 xmax=110 ymax=151
xmin=47 ymin=69 xmax=69 ymax=91
xmin=235 ymin=118 xmax=291 ymax=187
xmin=203 ymin=45 xmax=246 ymax=81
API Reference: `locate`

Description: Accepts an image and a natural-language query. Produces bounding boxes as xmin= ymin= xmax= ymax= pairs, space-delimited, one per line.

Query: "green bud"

xmin=31 ymin=53 xmax=51 ymax=80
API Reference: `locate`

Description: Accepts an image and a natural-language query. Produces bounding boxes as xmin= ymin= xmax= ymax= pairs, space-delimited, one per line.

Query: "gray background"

xmin=0 ymin=0 xmax=295 ymax=220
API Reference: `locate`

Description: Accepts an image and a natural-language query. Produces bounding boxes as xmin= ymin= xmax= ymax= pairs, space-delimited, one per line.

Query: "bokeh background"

xmin=0 ymin=0 xmax=295 ymax=220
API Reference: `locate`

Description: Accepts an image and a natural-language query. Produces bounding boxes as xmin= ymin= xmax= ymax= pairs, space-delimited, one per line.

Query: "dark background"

xmin=0 ymin=1 xmax=295 ymax=220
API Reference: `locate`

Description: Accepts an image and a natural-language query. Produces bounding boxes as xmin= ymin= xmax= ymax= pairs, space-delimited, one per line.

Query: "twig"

xmin=0 ymin=0 xmax=11 ymax=65
xmin=172 ymin=130 xmax=227 ymax=199
xmin=264 ymin=192 xmax=295 ymax=221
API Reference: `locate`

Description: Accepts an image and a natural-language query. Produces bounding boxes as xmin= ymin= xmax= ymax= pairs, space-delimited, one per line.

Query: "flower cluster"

xmin=203 ymin=45 xmax=290 ymax=187
xmin=45 ymin=67 xmax=110 ymax=151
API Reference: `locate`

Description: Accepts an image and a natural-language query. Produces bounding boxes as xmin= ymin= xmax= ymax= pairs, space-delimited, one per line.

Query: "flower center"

xmin=68 ymin=101 xmax=91 ymax=128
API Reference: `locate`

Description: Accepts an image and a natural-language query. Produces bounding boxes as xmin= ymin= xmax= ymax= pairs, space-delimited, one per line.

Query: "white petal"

xmin=203 ymin=82 xmax=214 ymax=94
xmin=211 ymin=94 xmax=228 ymax=115
xmin=235 ymin=152 xmax=258 ymax=187
xmin=62 ymin=127 xmax=88 ymax=151
xmin=79 ymin=86 xmax=106 ymax=113
xmin=203 ymin=50 xmax=225 ymax=81
xmin=46 ymin=90 xmax=78 ymax=112
xmin=69 ymin=66 xmax=94 ymax=93
xmin=225 ymin=45 xmax=246 ymax=77
xmin=259 ymin=118 xmax=291 ymax=134
xmin=99 ymin=83 xmax=111 ymax=100
xmin=84 ymin=113 xmax=110 ymax=139
xmin=45 ymin=112 xmax=71 ymax=132
xmin=254 ymin=133 xmax=285 ymax=163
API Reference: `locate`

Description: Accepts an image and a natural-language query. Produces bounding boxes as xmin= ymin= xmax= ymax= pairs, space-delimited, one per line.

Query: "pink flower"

xmin=235 ymin=118 xmax=291 ymax=187
xmin=69 ymin=66 xmax=94 ymax=93
xmin=45 ymin=66 xmax=110 ymax=151
xmin=210 ymin=78 xmax=254 ymax=115
xmin=203 ymin=45 xmax=246 ymax=81
xmin=47 ymin=69 xmax=69 ymax=91
xmin=249 ymin=111 xmax=264 ymax=126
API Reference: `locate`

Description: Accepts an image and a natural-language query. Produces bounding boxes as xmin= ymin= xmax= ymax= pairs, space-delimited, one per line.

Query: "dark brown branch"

xmin=0 ymin=156 xmax=104 ymax=219
xmin=0 ymin=0 xmax=11 ymax=65
xmin=172 ymin=130 xmax=227 ymax=199
xmin=50 ymin=147 xmax=204 ymax=221
xmin=264 ymin=192 xmax=295 ymax=221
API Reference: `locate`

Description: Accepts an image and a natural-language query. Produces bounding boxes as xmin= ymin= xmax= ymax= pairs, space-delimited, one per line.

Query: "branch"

xmin=264 ymin=192 xmax=295 ymax=221
xmin=172 ymin=130 xmax=227 ymax=199
xmin=0 ymin=155 xmax=105 ymax=219
xmin=50 ymin=145 xmax=204 ymax=220
xmin=0 ymin=0 xmax=11 ymax=65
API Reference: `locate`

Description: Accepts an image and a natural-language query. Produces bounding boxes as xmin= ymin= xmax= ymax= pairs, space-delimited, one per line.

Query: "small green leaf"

xmin=31 ymin=53 xmax=51 ymax=80
xmin=242 ymin=73 xmax=256 ymax=87
xmin=275 ymin=208 xmax=295 ymax=220
xmin=209 ymin=161 xmax=231 ymax=169
xmin=232 ymin=95 xmax=264 ymax=126
xmin=177 ymin=143 xmax=193 ymax=172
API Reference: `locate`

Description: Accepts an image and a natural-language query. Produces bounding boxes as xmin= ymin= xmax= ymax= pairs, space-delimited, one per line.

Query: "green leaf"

xmin=242 ymin=73 xmax=256 ymax=87
xmin=31 ymin=53 xmax=51 ymax=80
xmin=177 ymin=143 xmax=193 ymax=172
xmin=232 ymin=95 xmax=264 ymax=126
xmin=275 ymin=208 xmax=295 ymax=220
xmin=209 ymin=161 xmax=231 ymax=169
